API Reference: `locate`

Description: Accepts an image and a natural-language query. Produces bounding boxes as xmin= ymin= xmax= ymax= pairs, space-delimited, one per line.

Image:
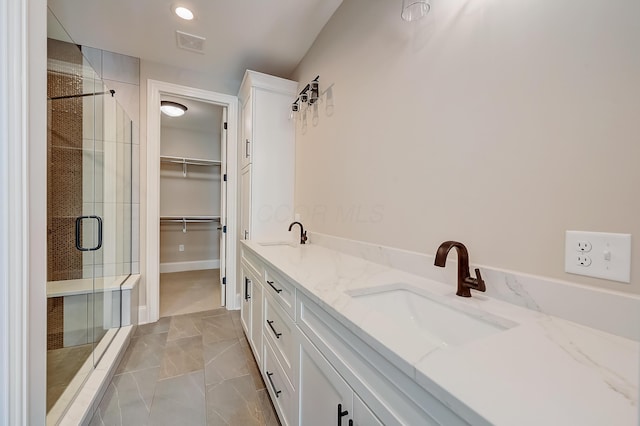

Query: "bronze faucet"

xmin=434 ymin=241 xmax=486 ymax=297
xmin=288 ymin=221 xmax=307 ymax=244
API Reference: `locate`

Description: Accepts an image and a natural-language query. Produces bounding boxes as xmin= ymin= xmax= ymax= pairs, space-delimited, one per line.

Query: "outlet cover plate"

xmin=565 ymin=231 xmax=631 ymax=283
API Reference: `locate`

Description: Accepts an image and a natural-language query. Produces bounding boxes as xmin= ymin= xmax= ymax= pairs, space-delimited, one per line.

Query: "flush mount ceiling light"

xmin=160 ymin=101 xmax=188 ymax=117
xmin=401 ymin=0 xmax=430 ymax=21
xmin=174 ymin=6 xmax=194 ymax=20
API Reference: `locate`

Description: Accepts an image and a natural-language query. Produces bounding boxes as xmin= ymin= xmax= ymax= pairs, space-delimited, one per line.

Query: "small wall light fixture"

xmin=401 ymin=0 xmax=430 ymax=21
xmin=289 ymin=76 xmax=320 ymax=120
xmin=160 ymin=100 xmax=188 ymax=117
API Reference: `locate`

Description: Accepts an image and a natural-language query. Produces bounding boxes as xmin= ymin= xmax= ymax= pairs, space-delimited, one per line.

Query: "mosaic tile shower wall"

xmin=47 ymin=38 xmax=84 ymax=349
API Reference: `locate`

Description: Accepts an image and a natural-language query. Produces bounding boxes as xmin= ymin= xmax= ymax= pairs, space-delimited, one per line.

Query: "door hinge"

xmin=223 ymin=225 xmax=227 ymax=233
xmin=222 ymin=276 xmax=226 ymax=285
xmin=223 ymin=122 xmax=227 ymax=130
xmin=223 ymin=173 xmax=227 ymax=181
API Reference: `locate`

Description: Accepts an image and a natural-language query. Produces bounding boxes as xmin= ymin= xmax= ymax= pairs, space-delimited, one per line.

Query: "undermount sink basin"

xmin=256 ymin=241 xmax=297 ymax=247
xmin=348 ymin=284 xmax=516 ymax=349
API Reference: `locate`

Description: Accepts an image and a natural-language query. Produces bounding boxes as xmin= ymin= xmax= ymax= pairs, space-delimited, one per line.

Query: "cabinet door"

xmin=250 ymin=277 xmax=263 ymax=366
xmin=240 ymin=267 xmax=252 ymax=336
xmin=298 ymin=331 xmax=353 ymax=426
xmin=353 ymin=393 xmax=383 ymax=426
xmin=240 ymin=96 xmax=253 ymax=169
xmin=240 ymin=164 xmax=251 ymax=240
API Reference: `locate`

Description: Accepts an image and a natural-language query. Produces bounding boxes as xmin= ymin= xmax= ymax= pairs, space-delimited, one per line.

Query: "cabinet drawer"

xmin=241 ymin=248 xmax=263 ymax=280
xmin=264 ymin=266 xmax=295 ymax=319
xmin=263 ymin=294 xmax=295 ymax=386
xmin=264 ymin=340 xmax=295 ymax=426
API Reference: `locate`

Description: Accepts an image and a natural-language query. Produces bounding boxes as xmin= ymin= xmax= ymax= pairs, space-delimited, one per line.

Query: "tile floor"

xmin=47 ymin=344 xmax=93 ymax=412
xmin=89 ymin=308 xmax=279 ymax=426
xmin=160 ymin=269 xmax=222 ymax=317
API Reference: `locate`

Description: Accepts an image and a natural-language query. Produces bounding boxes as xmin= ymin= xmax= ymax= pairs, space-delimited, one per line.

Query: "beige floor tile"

xmin=206 ymin=374 xmax=265 ymax=426
xmin=204 ymin=339 xmax=249 ymax=386
xmin=202 ymin=314 xmax=237 ymax=344
xmin=91 ymin=307 xmax=280 ymax=426
xmin=160 ymin=269 xmax=222 ymax=317
xmin=46 ymin=344 xmax=93 ymax=412
xmin=159 ymin=335 xmax=204 ymax=380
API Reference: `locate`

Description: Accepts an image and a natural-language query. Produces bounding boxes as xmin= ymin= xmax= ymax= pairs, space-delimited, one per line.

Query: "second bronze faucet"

xmin=434 ymin=241 xmax=486 ymax=297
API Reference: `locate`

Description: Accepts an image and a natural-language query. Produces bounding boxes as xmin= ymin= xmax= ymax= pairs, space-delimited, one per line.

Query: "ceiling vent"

xmin=176 ymin=30 xmax=206 ymax=54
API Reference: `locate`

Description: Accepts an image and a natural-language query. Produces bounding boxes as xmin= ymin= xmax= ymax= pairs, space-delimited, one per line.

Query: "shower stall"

xmin=46 ymin=11 xmax=133 ymax=423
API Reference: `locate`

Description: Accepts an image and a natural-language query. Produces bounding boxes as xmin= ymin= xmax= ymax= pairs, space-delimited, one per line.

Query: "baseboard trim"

xmin=138 ymin=305 xmax=148 ymax=325
xmin=159 ymin=259 xmax=220 ymax=274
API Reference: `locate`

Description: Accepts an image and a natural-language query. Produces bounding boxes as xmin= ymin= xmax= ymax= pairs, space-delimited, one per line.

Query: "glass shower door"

xmin=46 ymin=37 xmax=105 ymax=416
xmin=46 ymin=8 xmax=132 ymax=423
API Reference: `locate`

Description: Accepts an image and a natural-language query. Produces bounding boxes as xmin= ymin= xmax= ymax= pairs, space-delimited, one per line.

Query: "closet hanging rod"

xmin=160 ymin=216 xmax=221 ymax=222
xmin=160 ymin=156 xmax=222 ymax=166
xmin=160 ymin=216 xmax=221 ymax=233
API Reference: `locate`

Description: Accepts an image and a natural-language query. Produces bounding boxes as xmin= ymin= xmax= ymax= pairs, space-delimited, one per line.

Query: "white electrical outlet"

xmin=576 ymin=255 xmax=592 ymax=267
xmin=565 ymin=231 xmax=631 ymax=283
xmin=179 ymin=244 xmax=185 ymax=252
xmin=576 ymin=241 xmax=592 ymax=252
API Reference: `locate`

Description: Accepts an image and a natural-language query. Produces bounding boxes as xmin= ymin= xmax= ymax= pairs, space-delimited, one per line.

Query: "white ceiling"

xmin=48 ymin=0 xmax=343 ymax=89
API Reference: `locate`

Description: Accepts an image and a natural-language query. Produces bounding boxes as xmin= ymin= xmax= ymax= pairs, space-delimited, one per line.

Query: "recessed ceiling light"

xmin=161 ymin=101 xmax=188 ymax=117
xmin=174 ymin=6 xmax=194 ymax=20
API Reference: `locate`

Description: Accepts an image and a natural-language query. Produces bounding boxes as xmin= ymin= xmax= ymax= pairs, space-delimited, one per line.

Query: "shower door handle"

xmin=75 ymin=215 xmax=103 ymax=251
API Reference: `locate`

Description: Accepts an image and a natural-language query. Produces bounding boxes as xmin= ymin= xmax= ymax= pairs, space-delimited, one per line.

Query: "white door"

xmin=298 ymin=331 xmax=353 ymax=426
xmin=240 ymin=165 xmax=251 ymax=240
xmin=219 ymin=107 xmax=227 ymax=306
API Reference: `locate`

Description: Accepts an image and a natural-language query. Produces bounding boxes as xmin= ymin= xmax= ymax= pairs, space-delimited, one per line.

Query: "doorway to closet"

xmin=158 ymin=96 xmax=227 ymax=317
xmin=145 ymin=80 xmax=240 ymax=324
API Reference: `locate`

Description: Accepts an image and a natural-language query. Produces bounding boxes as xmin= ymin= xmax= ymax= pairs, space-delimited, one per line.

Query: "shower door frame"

xmin=145 ymin=79 xmax=239 ymax=324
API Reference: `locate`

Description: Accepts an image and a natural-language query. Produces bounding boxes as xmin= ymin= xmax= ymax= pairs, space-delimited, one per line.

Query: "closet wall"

xmin=159 ymin=100 xmax=223 ymax=272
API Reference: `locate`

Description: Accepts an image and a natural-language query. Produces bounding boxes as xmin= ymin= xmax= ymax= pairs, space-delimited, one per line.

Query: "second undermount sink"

xmin=347 ymin=284 xmax=516 ymax=349
xmin=256 ymin=241 xmax=297 ymax=247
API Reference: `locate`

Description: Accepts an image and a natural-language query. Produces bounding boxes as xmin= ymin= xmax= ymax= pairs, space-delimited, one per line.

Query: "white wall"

xmin=290 ymin=0 xmax=640 ymax=294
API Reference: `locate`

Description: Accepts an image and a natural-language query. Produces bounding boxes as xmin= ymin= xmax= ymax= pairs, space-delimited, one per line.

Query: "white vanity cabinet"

xmin=296 ymin=291 xmax=467 ymax=426
xmin=297 ymin=329 xmax=382 ymax=426
xmin=241 ymin=244 xmax=470 ymax=426
xmin=238 ymin=70 xmax=297 ymax=242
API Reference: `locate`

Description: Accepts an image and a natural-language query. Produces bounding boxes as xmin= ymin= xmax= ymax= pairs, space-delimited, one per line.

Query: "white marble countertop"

xmin=242 ymin=240 xmax=639 ymax=425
